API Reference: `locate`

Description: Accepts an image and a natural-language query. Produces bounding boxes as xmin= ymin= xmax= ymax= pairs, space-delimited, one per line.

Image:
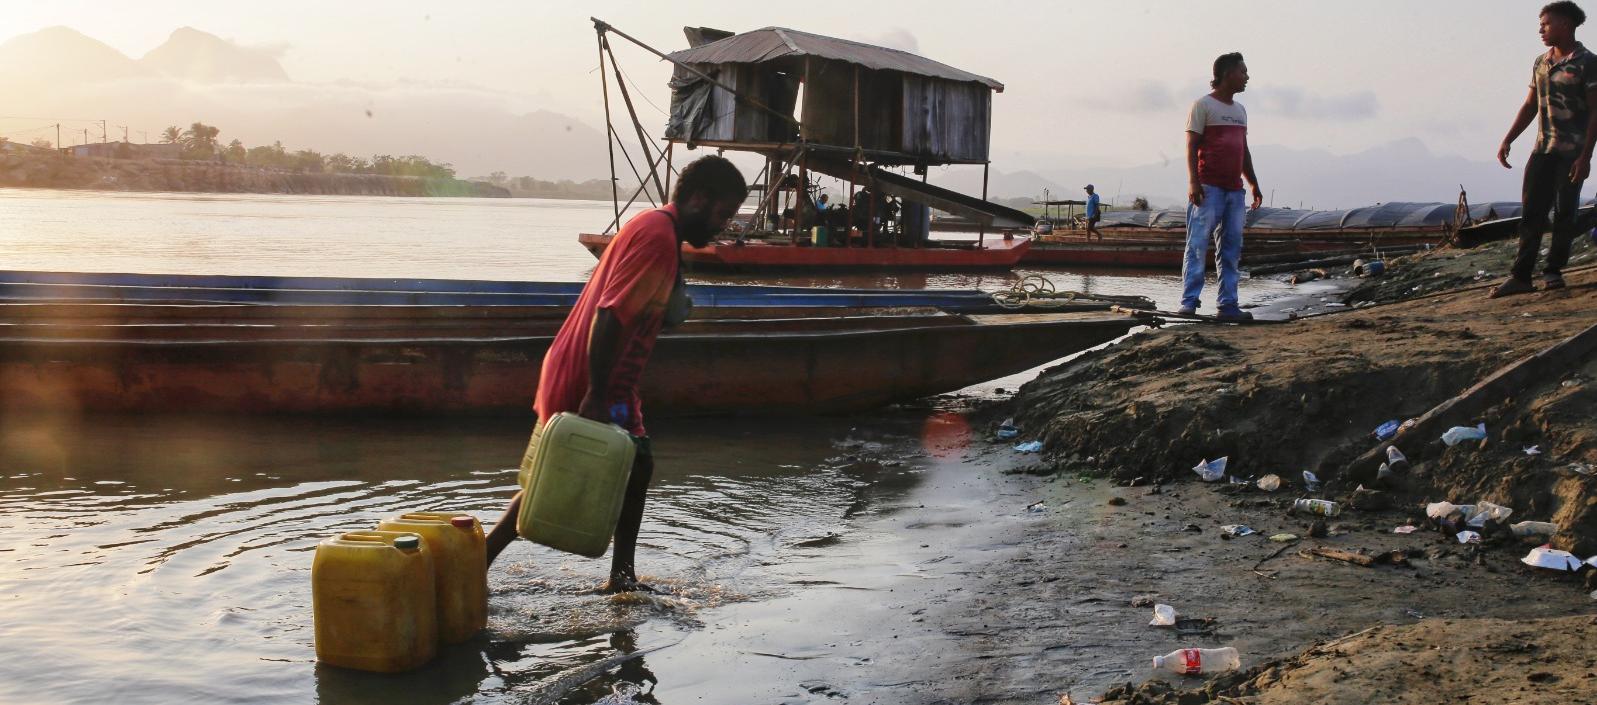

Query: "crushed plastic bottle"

xmin=1441 ymin=423 xmax=1487 ymax=447
xmin=1153 ymin=647 xmax=1241 ymax=675
xmin=1302 ymin=470 xmax=1322 ymax=492
xmin=1014 ymin=440 xmax=1043 ymax=453
xmin=1292 ymin=498 xmax=1342 ymax=517
xmin=1468 ymin=501 xmax=1513 ymax=527
xmin=1150 ymin=604 xmax=1177 ymax=626
xmin=1192 ymin=457 xmax=1228 ymax=482
xmin=1511 ymin=521 xmax=1558 ymax=537
xmin=1385 ymin=445 xmax=1409 ymax=469
xmin=1221 ymin=524 xmax=1257 ymax=538
xmin=1376 ymin=463 xmax=1394 ymax=485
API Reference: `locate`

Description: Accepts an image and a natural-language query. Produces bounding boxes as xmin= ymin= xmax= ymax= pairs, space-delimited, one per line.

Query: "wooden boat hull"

xmin=0 ymin=269 xmax=1002 ymax=311
xmin=1022 ymin=230 xmax=1445 ymax=269
xmin=0 ymin=312 xmax=1138 ymax=416
xmin=578 ymin=233 xmax=1032 ymax=271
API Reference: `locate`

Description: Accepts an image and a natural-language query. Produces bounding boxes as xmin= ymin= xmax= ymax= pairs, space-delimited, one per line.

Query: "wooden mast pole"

xmin=851 ymin=65 xmax=860 ymax=249
xmin=597 ymin=28 xmax=621 ymax=234
xmin=979 ymin=161 xmax=990 ymax=248
xmin=602 ymin=36 xmax=667 ymax=203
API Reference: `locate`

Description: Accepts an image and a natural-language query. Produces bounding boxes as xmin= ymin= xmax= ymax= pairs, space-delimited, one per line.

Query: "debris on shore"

xmin=978 ymin=238 xmax=1597 ymax=702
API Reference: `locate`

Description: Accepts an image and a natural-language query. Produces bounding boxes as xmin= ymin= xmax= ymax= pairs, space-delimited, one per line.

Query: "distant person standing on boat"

xmin=1181 ymin=52 xmax=1263 ymax=321
xmin=1490 ymin=1 xmax=1597 ymax=298
xmin=484 ymin=155 xmax=747 ymax=593
xmin=1083 ymin=184 xmax=1103 ymax=240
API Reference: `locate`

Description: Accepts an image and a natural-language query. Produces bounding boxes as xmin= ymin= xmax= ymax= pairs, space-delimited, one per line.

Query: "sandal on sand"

xmin=1543 ymin=275 xmax=1566 ymax=290
xmin=1488 ymin=278 xmax=1535 ymax=298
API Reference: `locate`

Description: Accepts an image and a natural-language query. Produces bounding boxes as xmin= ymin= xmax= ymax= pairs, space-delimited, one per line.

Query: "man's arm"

xmin=1500 ymin=86 xmax=1538 ymax=168
xmin=1572 ymin=84 xmax=1597 ymax=182
xmin=1186 ymin=131 xmax=1204 ymax=206
xmin=578 ymin=308 xmax=625 ymax=422
xmin=1242 ymin=143 xmax=1262 ymax=210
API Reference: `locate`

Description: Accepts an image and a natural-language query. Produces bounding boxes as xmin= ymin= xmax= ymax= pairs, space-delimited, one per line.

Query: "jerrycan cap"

xmin=450 ymin=516 xmax=475 ymax=528
xmin=393 ymin=535 xmax=422 ymax=550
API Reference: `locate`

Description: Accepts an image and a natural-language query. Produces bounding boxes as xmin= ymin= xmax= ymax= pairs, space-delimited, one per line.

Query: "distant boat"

xmin=1020 ymin=202 xmax=1485 ymax=269
xmin=0 ymin=269 xmax=1147 ymax=416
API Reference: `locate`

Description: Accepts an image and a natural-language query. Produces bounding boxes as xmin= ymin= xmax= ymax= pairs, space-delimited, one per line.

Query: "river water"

xmin=0 ymin=189 xmax=1316 ymax=704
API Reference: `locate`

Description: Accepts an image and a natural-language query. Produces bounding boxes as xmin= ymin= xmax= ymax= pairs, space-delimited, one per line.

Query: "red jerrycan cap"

xmin=450 ymin=516 xmax=475 ymax=528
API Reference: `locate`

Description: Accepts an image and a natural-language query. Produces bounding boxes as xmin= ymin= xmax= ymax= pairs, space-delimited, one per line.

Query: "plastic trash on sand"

xmin=1522 ymin=545 xmax=1582 ymax=571
xmin=1456 ymin=530 xmax=1481 ymax=544
xmin=1221 ymin=524 xmax=1257 ymax=538
xmin=1511 ymin=521 xmax=1558 ymax=537
xmin=996 ymin=419 xmax=1020 ymax=440
xmin=1150 ymin=604 xmax=1177 ymax=627
xmin=1256 ymin=474 xmax=1281 ymax=492
xmin=1386 ymin=445 xmax=1409 ymax=468
xmin=1467 ymin=501 xmax=1513 ymax=527
xmin=1302 ymin=470 xmax=1322 ymax=492
xmin=1192 ymin=457 xmax=1228 ymax=482
xmin=1524 ymin=445 xmax=1541 ymax=456
xmin=1014 ymin=440 xmax=1043 ymax=453
xmin=1374 ymin=419 xmax=1400 ymax=441
xmin=1268 ymin=533 xmax=1299 ymax=542
xmin=1441 ymin=423 xmax=1487 ymax=447
xmin=1393 ymin=525 xmax=1419 ymax=534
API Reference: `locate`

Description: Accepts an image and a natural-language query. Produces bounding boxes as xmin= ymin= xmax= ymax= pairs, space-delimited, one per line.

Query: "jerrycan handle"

xmin=342 ymin=531 xmax=422 ymax=550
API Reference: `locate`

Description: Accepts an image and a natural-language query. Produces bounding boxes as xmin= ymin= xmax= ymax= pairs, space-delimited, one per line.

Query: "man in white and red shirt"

xmin=1182 ymin=52 xmax=1263 ymax=320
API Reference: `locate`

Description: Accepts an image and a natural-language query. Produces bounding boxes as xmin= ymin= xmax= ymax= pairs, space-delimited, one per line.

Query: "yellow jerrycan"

xmin=516 ymin=412 xmax=636 ymax=558
xmin=376 ymin=512 xmax=487 ymax=644
xmin=312 ymin=530 xmax=437 ymax=673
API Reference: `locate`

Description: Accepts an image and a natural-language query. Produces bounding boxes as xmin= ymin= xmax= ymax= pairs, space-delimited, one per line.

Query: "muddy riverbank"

xmin=963 ymin=236 xmax=1597 ymax=703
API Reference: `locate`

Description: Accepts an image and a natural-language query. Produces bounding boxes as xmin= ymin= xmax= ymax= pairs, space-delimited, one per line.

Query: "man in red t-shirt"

xmin=486 ymin=156 xmax=747 ymax=592
xmin=1182 ymin=52 xmax=1263 ymax=321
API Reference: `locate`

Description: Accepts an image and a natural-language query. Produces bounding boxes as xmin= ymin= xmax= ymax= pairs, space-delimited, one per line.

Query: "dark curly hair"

xmin=1543 ymin=1 xmax=1587 ymax=27
xmin=672 ymin=155 xmax=747 ymax=206
xmin=1211 ymin=52 xmax=1245 ymax=89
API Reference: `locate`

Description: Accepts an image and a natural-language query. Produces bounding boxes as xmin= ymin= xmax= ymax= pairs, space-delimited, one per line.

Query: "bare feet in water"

xmin=601 ymin=576 xmax=658 ymax=594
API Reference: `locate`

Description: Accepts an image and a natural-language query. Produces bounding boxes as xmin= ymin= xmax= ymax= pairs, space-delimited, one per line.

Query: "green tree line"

xmin=160 ymin=122 xmax=456 ymax=179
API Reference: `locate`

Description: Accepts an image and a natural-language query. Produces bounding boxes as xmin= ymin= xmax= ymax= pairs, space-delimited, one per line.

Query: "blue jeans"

xmin=1181 ymin=185 xmax=1245 ymax=312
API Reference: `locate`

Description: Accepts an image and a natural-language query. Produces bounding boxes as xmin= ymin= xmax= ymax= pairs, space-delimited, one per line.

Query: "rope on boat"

xmin=990 ymin=275 xmax=1157 ymax=311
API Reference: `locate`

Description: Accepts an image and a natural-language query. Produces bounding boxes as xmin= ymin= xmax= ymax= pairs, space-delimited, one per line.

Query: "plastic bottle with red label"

xmin=1152 ymin=647 xmax=1241 ymax=675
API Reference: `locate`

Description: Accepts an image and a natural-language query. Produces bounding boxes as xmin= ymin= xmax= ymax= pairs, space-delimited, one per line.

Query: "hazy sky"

xmin=3 ymin=0 xmax=1562 ymax=179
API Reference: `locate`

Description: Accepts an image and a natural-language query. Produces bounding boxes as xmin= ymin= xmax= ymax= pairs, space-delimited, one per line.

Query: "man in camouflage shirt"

xmin=1492 ymin=1 xmax=1597 ymax=297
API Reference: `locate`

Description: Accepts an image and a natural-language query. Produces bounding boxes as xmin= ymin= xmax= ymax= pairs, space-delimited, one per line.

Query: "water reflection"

xmin=0 ymin=411 xmax=925 ymax=705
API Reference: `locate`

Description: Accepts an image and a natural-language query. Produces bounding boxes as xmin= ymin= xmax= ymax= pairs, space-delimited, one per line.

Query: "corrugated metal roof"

xmin=666 ymin=27 xmax=1004 ymax=91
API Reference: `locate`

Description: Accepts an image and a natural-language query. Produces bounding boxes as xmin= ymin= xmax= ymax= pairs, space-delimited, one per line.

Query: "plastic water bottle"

xmin=1441 ymin=423 xmax=1487 ymax=446
xmin=1292 ymin=498 xmax=1342 ymax=517
xmin=1153 ymin=647 xmax=1241 ymax=675
xmin=1510 ymin=521 xmax=1557 ymax=537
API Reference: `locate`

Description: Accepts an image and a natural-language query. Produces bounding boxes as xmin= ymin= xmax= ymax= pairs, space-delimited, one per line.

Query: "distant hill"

xmin=0 ymin=26 xmax=609 ymax=180
xmin=140 ymin=27 xmax=288 ymax=83
xmin=0 ymin=26 xmax=151 ymax=87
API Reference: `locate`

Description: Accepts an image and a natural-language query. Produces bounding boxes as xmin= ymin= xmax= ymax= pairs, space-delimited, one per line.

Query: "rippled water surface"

xmin=0 ymin=189 xmax=1306 ymax=704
